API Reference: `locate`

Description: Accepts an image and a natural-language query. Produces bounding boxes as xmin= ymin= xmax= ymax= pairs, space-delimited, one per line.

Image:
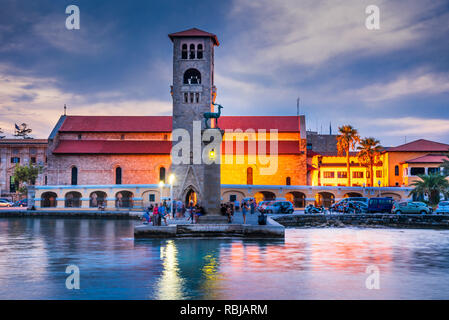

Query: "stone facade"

xmin=0 ymin=139 xmax=47 ymax=198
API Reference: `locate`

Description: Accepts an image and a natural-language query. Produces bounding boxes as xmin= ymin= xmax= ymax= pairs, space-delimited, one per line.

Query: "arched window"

xmin=116 ymin=167 xmax=122 ymax=185
xmin=71 ymin=167 xmax=78 ymax=185
xmin=189 ymin=44 xmax=195 ymax=59
xmin=65 ymin=191 xmax=82 ymax=208
xmin=183 ymin=68 xmax=201 ymax=85
xmin=395 ymin=165 xmax=399 ymax=176
xmin=286 ymin=177 xmax=291 ymax=185
xmin=247 ymin=167 xmax=253 ymax=185
xmin=116 ymin=191 xmax=133 ymax=208
xmin=41 ymin=192 xmax=57 ymax=208
xmin=181 ymin=44 xmax=188 ymax=59
xmin=159 ymin=167 xmax=166 ymax=183
xmin=197 ymin=44 xmax=203 ymax=59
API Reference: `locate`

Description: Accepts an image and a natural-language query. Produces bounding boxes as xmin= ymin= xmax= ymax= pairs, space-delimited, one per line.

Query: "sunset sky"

xmin=0 ymin=0 xmax=448 ymax=146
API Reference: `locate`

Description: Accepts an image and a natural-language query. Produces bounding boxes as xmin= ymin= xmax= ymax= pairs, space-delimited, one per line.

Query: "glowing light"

xmin=169 ymin=174 xmax=175 ymax=184
xmin=209 ymin=149 xmax=215 ymax=160
xmin=159 ymin=181 xmax=164 ymax=188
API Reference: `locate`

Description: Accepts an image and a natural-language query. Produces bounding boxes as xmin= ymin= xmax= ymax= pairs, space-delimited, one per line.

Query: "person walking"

xmin=234 ymin=199 xmax=240 ymax=211
xmin=250 ymin=199 xmax=256 ymax=215
xmin=226 ymin=204 xmax=232 ymax=223
xmin=159 ymin=203 xmax=168 ymax=226
xmin=152 ymin=204 xmax=159 ymax=226
xmin=242 ymin=201 xmax=248 ymax=224
xmin=188 ymin=201 xmax=194 ymax=224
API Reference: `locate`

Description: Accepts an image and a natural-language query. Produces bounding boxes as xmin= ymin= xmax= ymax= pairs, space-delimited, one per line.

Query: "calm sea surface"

xmin=1 ymin=218 xmax=449 ymax=300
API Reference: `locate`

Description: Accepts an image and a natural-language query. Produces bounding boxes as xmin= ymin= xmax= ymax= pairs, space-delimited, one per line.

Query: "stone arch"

xmin=90 ymin=191 xmax=107 ymax=208
xmin=141 ymin=189 xmax=161 ymax=208
xmin=344 ymin=192 xmax=363 ymax=198
xmin=254 ymin=191 xmax=276 ymax=203
xmin=183 ymin=68 xmax=201 ymax=84
xmin=286 ymin=191 xmax=306 ymax=208
xmin=182 ymin=185 xmax=200 ymax=207
xmin=381 ymin=192 xmax=402 ymax=201
xmin=315 ymin=192 xmax=335 ymax=208
xmin=222 ymin=190 xmax=246 ymax=203
xmin=65 ymin=191 xmax=82 ymax=208
xmin=41 ymin=192 xmax=57 ymax=208
xmin=115 ymin=191 xmax=133 ymax=208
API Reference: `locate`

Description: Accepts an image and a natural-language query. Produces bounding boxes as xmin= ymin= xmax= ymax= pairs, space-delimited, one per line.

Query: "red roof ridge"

xmin=168 ymin=28 xmax=219 ymax=46
xmin=388 ymin=139 xmax=449 ymax=152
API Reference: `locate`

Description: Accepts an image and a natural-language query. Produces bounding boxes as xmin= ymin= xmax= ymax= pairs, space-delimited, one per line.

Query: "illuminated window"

xmin=352 ymin=172 xmax=364 ymax=179
xmin=323 ymin=172 xmax=335 ymax=179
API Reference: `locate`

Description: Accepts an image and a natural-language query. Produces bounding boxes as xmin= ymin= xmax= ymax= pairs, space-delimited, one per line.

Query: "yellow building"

xmin=310 ymin=152 xmax=388 ymax=187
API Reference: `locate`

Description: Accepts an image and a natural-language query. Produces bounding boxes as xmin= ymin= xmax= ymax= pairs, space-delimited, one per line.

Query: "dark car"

xmin=368 ymin=197 xmax=394 ymax=213
xmin=13 ymin=199 xmax=28 ymax=207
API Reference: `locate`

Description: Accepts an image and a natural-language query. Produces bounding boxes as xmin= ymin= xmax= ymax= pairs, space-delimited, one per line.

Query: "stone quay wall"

xmin=272 ymin=214 xmax=449 ymax=229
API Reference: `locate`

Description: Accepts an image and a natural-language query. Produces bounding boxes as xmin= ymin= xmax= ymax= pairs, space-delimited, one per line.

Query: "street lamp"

xmin=159 ymin=181 xmax=164 ymax=203
xmin=169 ymin=174 xmax=175 ymax=217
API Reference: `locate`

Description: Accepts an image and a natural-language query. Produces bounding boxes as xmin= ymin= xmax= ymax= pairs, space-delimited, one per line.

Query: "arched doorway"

xmin=65 ymin=191 xmax=82 ymax=208
xmin=185 ymin=188 xmax=197 ymax=206
xmin=90 ymin=191 xmax=107 ymax=208
xmin=41 ymin=192 xmax=57 ymax=208
xmin=254 ymin=191 xmax=276 ymax=203
xmin=344 ymin=192 xmax=363 ymax=198
xmin=116 ymin=191 xmax=133 ymax=208
xmin=286 ymin=192 xmax=306 ymax=208
xmin=315 ymin=192 xmax=335 ymax=208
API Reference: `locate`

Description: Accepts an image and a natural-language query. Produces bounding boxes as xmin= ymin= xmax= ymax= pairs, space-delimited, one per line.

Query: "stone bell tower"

xmin=169 ymin=28 xmax=223 ymax=220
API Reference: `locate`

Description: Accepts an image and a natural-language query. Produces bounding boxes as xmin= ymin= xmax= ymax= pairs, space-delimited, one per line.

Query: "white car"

xmin=0 ymin=199 xmax=13 ymax=207
xmin=435 ymin=201 xmax=449 ymax=214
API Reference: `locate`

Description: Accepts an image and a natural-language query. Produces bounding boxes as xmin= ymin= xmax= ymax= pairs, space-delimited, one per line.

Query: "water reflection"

xmin=0 ymin=218 xmax=449 ymax=299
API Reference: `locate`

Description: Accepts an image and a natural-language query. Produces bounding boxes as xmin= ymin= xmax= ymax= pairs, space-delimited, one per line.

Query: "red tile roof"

xmin=53 ymin=140 xmax=172 ymax=154
xmin=59 ymin=116 xmax=172 ymax=133
xmin=405 ymin=154 xmax=449 ymax=164
xmin=58 ymin=116 xmax=301 ymax=133
xmin=168 ymin=28 xmax=219 ymax=46
xmin=52 ymin=139 xmax=302 ymax=155
xmin=219 ymin=116 xmax=301 ymax=133
xmin=387 ymin=139 xmax=449 ymax=152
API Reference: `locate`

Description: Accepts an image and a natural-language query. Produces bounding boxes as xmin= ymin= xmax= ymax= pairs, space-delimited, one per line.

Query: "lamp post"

xmin=169 ymin=174 xmax=175 ymax=218
xmin=159 ymin=181 xmax=164 ymax=203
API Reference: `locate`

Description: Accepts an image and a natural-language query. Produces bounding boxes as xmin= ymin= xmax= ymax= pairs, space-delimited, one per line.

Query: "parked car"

xmin=257 ymin=200 xmax=273 ymax=212
xmin=435 ymin=201 xmax=449 ymax=214
xmin=367 ymin=197 xmax=394 ymax=213
xmin=392 ymin=201 xmax=431 ymax=214
xmin=0 ymin=199 xmax=13 ymax=207
xmin=263 ymin=201 xmax=294 ymax=214
xmin=13 ymin=199 xmax=28 ymax=207
xmin=330 ymin=197 xmax=369 ymax=213
xmin=344 ymin=201 xmax=368 ymax=214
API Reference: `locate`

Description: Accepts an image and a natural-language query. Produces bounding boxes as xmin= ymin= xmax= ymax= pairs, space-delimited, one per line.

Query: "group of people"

xmin=220 ymin=198 xmax=257 ymax=224
xmin=141 ymin=200 xmax=206 ymax=225
xmin=142 ymin=198 xmax=258 ymax=225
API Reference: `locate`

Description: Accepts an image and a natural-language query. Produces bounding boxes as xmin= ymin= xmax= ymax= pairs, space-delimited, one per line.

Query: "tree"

xmin=13 ymin=164 xmax=42 ymax=195
xmin=14 ymin=123 xmax=32 ymax=139
xmin=440 ymin=159 xmax=449 ymax=177
xmin=357 ymin=137 xmax=383 ymax=187
xmin=337 ymin=125 xmax=360 ymax=186
xmin=409 ymin=174 xmax=449 ymax=205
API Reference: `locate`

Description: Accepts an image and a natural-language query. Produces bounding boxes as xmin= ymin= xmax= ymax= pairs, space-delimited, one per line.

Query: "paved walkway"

xmin=151 ymin=209 xmax=261 ymax=226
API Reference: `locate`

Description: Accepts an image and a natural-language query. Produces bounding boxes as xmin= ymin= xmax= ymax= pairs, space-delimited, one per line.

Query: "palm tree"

xmin=357 ymin=137 xmax=382 ymax=187
xmin=337 ymin=125 xmax=360 ymax=186
xmin=409 ymin=174 xmax=449 ymax=205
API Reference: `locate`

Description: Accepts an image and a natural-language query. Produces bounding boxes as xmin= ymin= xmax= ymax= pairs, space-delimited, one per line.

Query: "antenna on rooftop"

xmin=64 ymin=104 xmax=67 ymax=116
xmin=296 ymin=97 xmax=300 ymax=116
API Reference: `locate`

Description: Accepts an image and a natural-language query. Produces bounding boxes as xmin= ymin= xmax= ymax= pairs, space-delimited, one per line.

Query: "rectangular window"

xmin=184 ymin=92 xmax=188 ymax=103
xmin=307 ymin=143 xmax=313 ymax=150
xmin=149 ymin=194 xmax=155 ymax=202
xmin=428 ymin=167 xmax=440 ymax=175
xmin=230 ymin=195 xmax=237 ymax=202
xmin=195 ymin=93 xmax=200 ymax=103
xmin=11 ymin=157 xmax=20 ymax=164
xmin=352 ymin=172 xmax=364 ymax=179
xmin=323 ymin=172 xmax=335 ymax=179
xmin=337 ymin=172 xmax=347 ymax=179
xmin=376 ymin=170 xmax=382 ymax=178
xmin=190 ymin=92 xmax=194 ymax=103
xmin=410 ymin=167 xmax=425 ymax=176
xmin=9 ymin=176 xmax=16 ymax=193
xmin=31 ymin=157 xmax=36 ymax=164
